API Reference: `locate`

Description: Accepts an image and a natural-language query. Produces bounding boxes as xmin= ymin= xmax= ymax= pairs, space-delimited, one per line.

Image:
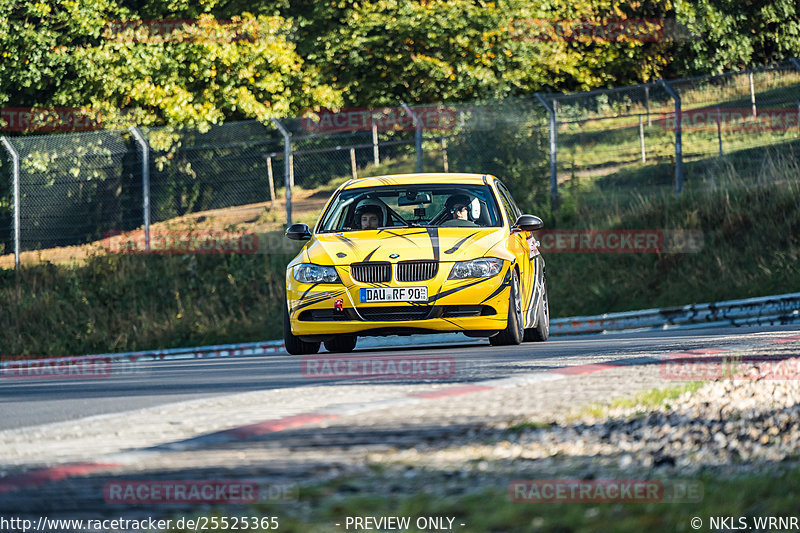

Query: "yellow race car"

xmin=283 ymin=173 xmax=549 ymax=354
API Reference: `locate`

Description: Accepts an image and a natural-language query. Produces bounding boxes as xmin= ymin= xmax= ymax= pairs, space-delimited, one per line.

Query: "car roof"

xmin=341 ymin=173 xmax=496 ymax=190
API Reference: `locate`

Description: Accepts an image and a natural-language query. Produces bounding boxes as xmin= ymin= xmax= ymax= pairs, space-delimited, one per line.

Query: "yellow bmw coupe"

xmin=283 ymin=173 xmax=549 ymax=354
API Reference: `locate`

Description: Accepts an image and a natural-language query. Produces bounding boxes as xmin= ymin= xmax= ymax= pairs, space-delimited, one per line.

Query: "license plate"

xmin=360 ymin=287 xmax=428 ymax=303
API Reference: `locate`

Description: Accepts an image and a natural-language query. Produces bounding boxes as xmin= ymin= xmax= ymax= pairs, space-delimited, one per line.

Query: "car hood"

xmin=306 ymin=227 xmax=506 ymax=265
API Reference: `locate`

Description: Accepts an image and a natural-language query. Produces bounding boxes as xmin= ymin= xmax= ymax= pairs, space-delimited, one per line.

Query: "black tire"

xmin=283 ymin=298 xmax=320 ymax=355
xmin=324 ymin=334 xmax=358 ymax=353
xmin=524 ymin=280 xmax=549 ymax=342
xmin=490 ymin=269 xmax=524 ymax=346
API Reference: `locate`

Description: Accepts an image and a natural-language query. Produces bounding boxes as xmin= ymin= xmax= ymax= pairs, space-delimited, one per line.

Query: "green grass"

xmin=578 ymin=382 xmax=705 ymax=420
xmin=506 ymin=420 xmax=554 ymax=432
xmin=168 ymin=468 xmax=800 ymax=532
xmin=554 ymin=73 xmax=800 ymax=180
xmin=0 ymin=249 xmax=298 ymax=357
xmin=543 ymin=144 xmax=800 ymax=317
xmin=558 ymin=114 xmax=800 ymax=180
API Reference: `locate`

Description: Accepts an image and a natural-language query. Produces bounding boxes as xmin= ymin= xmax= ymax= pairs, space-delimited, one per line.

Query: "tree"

xmin=670 ymin=0 xmax=800 ymax=75
xmin=301 ymin=0 xmax=677 ymax=106
xmin=0 ymin=3 xmax=341 ymax=130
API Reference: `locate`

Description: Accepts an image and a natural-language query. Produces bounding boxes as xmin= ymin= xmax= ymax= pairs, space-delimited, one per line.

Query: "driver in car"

xmin=355 ymin=202 xmax=383 ymax=230
xmin=441 ymin=194 xmax=478 ymax=227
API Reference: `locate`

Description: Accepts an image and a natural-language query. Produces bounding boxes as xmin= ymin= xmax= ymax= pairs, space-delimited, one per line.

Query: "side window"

xmin=497 ymin=182 xmax=521 ymax=219
xmin=495 ymin=182 xmax=520 ymax=225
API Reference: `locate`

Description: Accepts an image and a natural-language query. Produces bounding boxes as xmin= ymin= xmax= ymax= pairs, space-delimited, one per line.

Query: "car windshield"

xmin=317 ymin=183 xmax=503 ymax=232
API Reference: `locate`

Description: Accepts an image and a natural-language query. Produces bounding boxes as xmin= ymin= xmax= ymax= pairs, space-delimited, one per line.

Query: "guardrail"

xmin=3 ymin=292 xmax=799 ymax=368
xmin=551 ymin=292 xmax=800 ymax=335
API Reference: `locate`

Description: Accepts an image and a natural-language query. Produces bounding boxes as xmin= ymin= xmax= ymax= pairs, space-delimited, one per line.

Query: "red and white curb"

xmin=2 ymin=333 xmax=799 ymax=494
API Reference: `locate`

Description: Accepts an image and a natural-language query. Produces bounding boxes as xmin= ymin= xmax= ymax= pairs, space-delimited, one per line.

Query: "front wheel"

xmin=524 ymin=280 xmax=549 ymax=342
xmin=489 ymin=269 xmax=524 ymax=346
xmin=283 ymin=298 xmax=320 ymax=355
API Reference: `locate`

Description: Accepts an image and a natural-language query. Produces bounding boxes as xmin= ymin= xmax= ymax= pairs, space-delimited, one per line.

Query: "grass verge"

xmin=167 ymin=468 xmax=800 ymax=533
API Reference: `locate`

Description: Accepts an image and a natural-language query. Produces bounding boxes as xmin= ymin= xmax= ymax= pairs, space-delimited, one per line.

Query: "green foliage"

xmin=446 ymin=100 xmax=550 ymax=207
xmin=2 ymin=0 xmax=798 ymax=126
xmin=0 ymin=0 xmax=114 ymax=108
xmin=304 ymin=0 xmax=675 ymax=106
xmin=0 ymin=2 xmax=341 ymax=130
xmin=672 ymin=0 xmax=800 ymax=75
xmin=70 ymin=14 xmax=341 ymax=129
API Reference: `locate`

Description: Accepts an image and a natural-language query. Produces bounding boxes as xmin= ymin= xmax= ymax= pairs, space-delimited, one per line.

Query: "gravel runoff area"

xmin=360 ymin=357 xmax=800 ymax=496
xmin=380 ymin=370 xmax=800 ymax=474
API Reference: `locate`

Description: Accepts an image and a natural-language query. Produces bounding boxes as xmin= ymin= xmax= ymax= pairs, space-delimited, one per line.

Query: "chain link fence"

xmin=1 ymin=60 xmax=799 ymax=267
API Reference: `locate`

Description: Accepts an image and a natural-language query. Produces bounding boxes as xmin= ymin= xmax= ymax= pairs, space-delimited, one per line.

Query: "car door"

xmin=495 ymin=180 xmax=539 ymax=328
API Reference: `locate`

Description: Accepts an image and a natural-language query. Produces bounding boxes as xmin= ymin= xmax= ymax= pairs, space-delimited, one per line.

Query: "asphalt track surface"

xmin=2 ymin=324 xmax=798 ymax=432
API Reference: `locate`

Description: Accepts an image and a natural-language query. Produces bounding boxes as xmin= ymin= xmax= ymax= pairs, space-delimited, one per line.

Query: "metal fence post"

xmin=659 ymin=80 xmax=684 ymax=195
xmin=748 ymin=71 xmax=757 ymax=118
xmin=535 ymin=94 xmax=559 ymax=207
xmin=350 ymin=147 xmax=358 ymax=180
xmin=0 ymin=136 xmax=20 ymax=269
xmin=401 ymin=103 xmax=423 ymax=172
xmin=715 ymin=107 xmax=723 ymax=156
xmin=266 ymin=154 xmax=276 ymax=207
xmin=788 ymin=60 xmax=800 ymax=138
xmin=371 ymin=115 xmax=380 ymax=166
xmin=638 ymin=115 xmax=646 ymax=163
xmin=129 ymin=127 xmax=151 ymax=251
xmin=271 ymin=118 xmax=292 ymax=226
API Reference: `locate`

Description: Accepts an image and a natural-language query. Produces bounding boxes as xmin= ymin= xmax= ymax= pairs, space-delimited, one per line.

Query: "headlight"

xmin=448 ymin=258 xmax=503 ymax=279
xmin=294 ymin=263 xmax=341 ymax=283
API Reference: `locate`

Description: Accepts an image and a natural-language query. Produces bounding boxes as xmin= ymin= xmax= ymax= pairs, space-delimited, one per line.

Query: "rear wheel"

xmin=524 ymin=280 xmax=549 ymax=342
xmin=324 ymin=334 xmax=358 ymax=353
xmin=283 ymin=298 xmax=320 ymax=355
xmin=490 ymin=269 xmax=524 ymax=346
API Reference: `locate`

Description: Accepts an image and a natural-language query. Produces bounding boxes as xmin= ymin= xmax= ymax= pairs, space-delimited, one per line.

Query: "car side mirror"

xmin=514 ymin=214 xmax=544 ymax=232
xmin=286 ymin=223 xmax=312 ymax=241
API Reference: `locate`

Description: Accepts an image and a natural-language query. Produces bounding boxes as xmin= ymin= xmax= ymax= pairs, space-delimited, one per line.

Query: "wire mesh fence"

xmin=0 ymin=130 xmax=141 ymax=253
xmin=1 ymin=59 xmax=799 ymax=266
xmin=141 ymin=120 xmax=283 ymax=224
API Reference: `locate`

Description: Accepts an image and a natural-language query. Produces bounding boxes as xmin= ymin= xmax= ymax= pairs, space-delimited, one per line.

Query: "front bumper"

xmin=286 ymin=263 xmax=512 ymax=338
